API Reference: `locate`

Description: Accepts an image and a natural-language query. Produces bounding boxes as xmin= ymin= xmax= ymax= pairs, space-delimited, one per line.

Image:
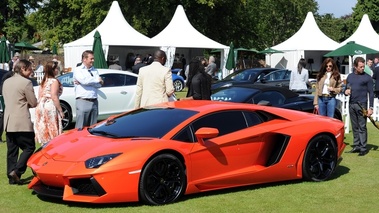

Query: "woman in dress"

xmin=313 ymin=58 xmax=342 ymax=118
xmin=289 ymin=58 xmax=309 ymax=93
xmin=34 ymin=61 xmax=64 ymax=145
xmin=181 ymin=58 xmax=212 ymax=100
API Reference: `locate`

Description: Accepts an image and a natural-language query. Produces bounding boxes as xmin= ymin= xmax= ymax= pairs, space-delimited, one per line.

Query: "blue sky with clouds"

xmin=316 ymin=0 xmax=357 ymax=17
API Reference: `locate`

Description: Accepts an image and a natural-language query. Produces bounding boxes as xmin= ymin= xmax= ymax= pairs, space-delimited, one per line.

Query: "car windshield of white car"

xmin=89 ymin=108 xmax=198 ymax=138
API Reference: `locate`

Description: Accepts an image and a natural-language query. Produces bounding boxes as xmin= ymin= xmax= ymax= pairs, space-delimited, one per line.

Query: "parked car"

xmin=255 ymin=69 xmax=312 ymax=93
xmin=27 ymin=100 xmax=345 ymax=205
xmin=30 ymin=69 xmax=138 ymax=130
xmin=211 ymin=84 xmax=342 ymax=121
xmin=211 ymin=67 xmax=279 ymax=90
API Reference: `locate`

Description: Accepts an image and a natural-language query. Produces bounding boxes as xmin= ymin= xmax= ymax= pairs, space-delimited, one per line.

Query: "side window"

xmin=284 ymin=70 xmax=291 ymax=80
xmin=125 ymin=75 xmax=137 ymax=86
xmin=192 ymin=111 xmax=247 ymax=137
xmin=101 ymin=74 xmax=125 ymax=87
xmin=252 ymin=91 xmax=285 ymax=106
xmin=58 ymin=73 xmax=74 ymax=87
xmin=243 ymin=111 xmax=264 ymax=126
xmin=172 ymin=126 xmax=194 ymax=142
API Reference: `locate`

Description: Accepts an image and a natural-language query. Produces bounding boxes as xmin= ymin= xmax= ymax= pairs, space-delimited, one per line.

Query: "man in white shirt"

xmin=73 ymin=50 xmax=103 ymax=129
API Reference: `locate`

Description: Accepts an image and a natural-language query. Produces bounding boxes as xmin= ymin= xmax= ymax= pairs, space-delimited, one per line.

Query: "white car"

xmin=31 ymin=69 xmax=138 ymax=130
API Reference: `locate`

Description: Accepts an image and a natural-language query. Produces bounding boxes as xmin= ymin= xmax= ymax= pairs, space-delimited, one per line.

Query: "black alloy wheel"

xmin=302 ymin=134 xmax=338 ymax=182
xmin=139 ymin=154 xmax=186 ymax=205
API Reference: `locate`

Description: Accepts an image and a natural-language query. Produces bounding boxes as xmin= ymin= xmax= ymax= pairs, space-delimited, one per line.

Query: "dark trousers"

xmin=349 ymin=103 xmax=368 ymax=151
xmin=6 ymin=132 xmax=36 ymax=179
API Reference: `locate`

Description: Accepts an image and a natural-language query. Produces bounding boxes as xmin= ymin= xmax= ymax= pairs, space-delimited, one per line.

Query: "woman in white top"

xmin=290 ymin=58 xmax=309 ymax=93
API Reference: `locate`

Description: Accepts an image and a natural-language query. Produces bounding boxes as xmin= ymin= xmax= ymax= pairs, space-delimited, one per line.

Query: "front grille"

xmin=70 ymin=177 xmax=106 ymax=196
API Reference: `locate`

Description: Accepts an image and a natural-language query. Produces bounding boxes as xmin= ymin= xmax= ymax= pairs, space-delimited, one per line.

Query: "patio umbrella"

xmin=0 ymin=36 xmax=10 ymax=65
xmin=52 ymin=43 xmax=58 ymax=55
xmin=259 ymin=47 xmax=284 ymax=67
xmin=235 ymin=47 xmax=258 ymax=53
xmin=324 ymin=41 xmax=379 ymax=73
xmin=92 ymin=31 xmax=108 ymax=69
xmin=14 ymin=41 xmax=40 ymax=51
xmin=225 ymin=42 xmax=235 ymax=70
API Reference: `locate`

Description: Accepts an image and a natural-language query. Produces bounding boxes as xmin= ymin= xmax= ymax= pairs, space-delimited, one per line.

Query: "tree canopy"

xmin=0 ymin=0 xmax=373 ymax=52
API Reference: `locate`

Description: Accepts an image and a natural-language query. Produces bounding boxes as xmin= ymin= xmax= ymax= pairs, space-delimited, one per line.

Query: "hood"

xmin=41 ymin=130 xmax=157 ymax=162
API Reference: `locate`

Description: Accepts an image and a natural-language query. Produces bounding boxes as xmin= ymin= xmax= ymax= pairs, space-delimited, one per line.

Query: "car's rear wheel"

xmin=60 ymin=102 xmax=72 ymax=130
xmin=139 ymin=154 xmax=186 ymax=205
xmin=173 ymin=79 xmax=184 ymax=92
xmin=302 ymin=134 xmax=337 ymax=182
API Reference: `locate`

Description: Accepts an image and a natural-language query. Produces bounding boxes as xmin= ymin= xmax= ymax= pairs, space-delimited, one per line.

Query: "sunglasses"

xmin=326 ymin=65 xmax=333 ymax=68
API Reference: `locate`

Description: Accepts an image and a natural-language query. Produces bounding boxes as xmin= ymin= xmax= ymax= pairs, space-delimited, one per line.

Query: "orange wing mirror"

xmin=194 ymin=127 xmax=219 ymax=146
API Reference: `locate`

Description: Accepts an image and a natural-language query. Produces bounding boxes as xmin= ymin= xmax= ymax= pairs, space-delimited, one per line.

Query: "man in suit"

xmin=135 ymin=50 xmax=174 ymax=108
xmin=2 ymin=59 xmax=37 ymax=184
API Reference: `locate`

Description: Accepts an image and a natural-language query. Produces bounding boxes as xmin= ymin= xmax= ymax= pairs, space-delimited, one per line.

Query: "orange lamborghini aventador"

xmin=27 ymin=100 xmax=346 ymax=205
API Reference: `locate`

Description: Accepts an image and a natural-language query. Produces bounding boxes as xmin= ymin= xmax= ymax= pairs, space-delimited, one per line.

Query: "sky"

xmin=316 ymin=0 xmax=357 ymax=17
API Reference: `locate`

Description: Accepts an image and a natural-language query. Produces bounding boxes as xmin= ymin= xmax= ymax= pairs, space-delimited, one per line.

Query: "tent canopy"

xmin=63 ymin=1 xmax=155 ymax=69
xmin=338 ymin=14 xmax=379 ymax=51
xmin=150 ymin=5 xmax=229 ymax=77
xmin=272 ymin=12 xmax=339 ymax=51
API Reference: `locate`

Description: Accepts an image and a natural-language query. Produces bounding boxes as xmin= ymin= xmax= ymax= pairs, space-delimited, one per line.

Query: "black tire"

xmin=173 ymin=80 xmax=184 ymax=92
xmin=139 ymin=154 xmax=186 ymax=205
xmin=60 ymin=102 xmax=72 ymax=130
xmin=302 ymin=134 xmax=337 ymax=182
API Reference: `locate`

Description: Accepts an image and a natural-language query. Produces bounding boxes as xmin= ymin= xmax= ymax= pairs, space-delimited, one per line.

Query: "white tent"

xmin=150 ymin=5 xmax=230 ymax=77
xmin=63 ymin=1 xmax=156 ymax=69
xmin=269 ymin=12 xmax=340 ymax=72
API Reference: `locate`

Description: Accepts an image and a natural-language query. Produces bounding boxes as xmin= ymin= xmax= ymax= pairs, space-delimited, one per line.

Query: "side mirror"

xmin=194 ymin=127 xmax=219 ymax=146
xmin=260 ymin=77 xmax=267 ymax=83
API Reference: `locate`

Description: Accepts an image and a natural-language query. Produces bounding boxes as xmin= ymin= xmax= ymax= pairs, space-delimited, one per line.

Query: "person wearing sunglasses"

xmin=313 ymin=58 xmax=342 ymax=118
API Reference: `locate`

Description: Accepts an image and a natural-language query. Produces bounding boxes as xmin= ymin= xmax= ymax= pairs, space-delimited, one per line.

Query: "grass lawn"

xmin=0 ymin=90 xmax=378 ymax=212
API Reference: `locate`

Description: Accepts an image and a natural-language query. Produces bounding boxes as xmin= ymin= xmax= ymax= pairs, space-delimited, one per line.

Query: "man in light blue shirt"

xmin=73 ymin=50 xmax=103 ymax=129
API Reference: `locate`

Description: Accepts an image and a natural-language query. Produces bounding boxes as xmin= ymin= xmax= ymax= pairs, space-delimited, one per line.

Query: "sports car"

xmin=27 ymin=101 xmax=345 ymax=205
xmin=211 ymin=84 xmax=342 ymax=121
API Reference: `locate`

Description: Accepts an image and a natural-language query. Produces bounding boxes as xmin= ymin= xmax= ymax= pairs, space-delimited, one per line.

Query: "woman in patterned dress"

xmin=34 ymin=61 xmax=64 ymax=145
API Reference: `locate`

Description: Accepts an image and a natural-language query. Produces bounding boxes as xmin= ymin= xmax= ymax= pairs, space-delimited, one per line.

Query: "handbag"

xmin=313 ymin=108 xmax=319 ymax=115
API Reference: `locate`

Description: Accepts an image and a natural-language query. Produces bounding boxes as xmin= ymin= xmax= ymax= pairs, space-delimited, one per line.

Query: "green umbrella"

xmin=0 ymin=36 xmax=10 ymax=64
xmin=258 ymin=47 xmax=284 ymax=54
xmin=324 ymin=41 xmax=379 ymax=57
xmin=14 ymin=41 xmax=40 ymax=51
xmin=52 ymin=43 xmax=58 ymax=55
xmin=225 ymin=42 xmax=235 ymax=70
xmin=210 ymin=49 xmax=222 ymax=53
xmin=92 ymin=31 xmax=108 ymax=69
xmin=235 ymin=47 xmax=258 ymax=53
xmin=325 ymin=41 xmax=379 ymax=73
xmin=259 ymin=47 xmax=284 ymax=67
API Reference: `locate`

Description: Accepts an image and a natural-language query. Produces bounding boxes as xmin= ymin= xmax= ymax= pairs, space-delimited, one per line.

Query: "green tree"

xmin=0 ymin=0 xmax=40 ymax=43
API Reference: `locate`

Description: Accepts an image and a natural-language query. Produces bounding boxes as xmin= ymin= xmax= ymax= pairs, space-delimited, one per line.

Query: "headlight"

xmin=85 ymin=153 xmax=122 ymax=169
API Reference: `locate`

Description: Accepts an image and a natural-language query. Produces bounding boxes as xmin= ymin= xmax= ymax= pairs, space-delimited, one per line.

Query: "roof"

xmin=338 ymin=14 xmax=379 ymax=51
xmin=150 ymin=5 xmax=227 ymax=49
xmin=272 ymin=12 xmax=339 ymax=51
xmin=63 ymin=1 xmax=153 ymax=47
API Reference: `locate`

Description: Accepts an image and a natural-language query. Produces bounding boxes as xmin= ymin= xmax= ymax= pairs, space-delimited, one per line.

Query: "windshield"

xmin=211 ymin=87 xmax=258 ymax=102
xmin=223 ymin=70 xmax=259 ymax=81
xmin=89 ymin=107 xmax=198 ymax=138
xmin=57 ymin=73 xmax=74 ymax=87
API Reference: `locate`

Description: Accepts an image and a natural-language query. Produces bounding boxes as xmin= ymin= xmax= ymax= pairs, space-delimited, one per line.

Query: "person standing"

xmin=2 ymin=59 xmax=37 ymax=184
xmin=290 ymin=58 xmax=309 ymax=93
xmin=373 ymin=65 xmax=379 ymax=98
xmin=313 ymin=58 xmax=342 ymax=118
xmin=135 ymin=50 xmax=174 ymax=108
xmin=345 ymin=57 xmax=374 ymax=156
xmin=205 ymin=56 xmax=217 ymax=78
xmin=34 ymin=61 xmax=64 ymax=145
xmin=181 ymin=58 xmax=212 ymax=100
xmin=364 ymin=58 xmax=373 ymax=76
xmin=131 ymin=56 xmax=146 ymax=74
xmin=73 ymin=50 xmax=103 ymax=129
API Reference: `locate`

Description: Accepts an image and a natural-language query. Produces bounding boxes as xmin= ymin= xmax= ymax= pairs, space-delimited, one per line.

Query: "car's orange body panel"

xmin=28 ymin=100 xmax=345 ymax=203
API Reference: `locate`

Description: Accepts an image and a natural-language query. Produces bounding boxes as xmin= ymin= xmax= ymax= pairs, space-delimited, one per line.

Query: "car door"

xmin=97 ymin=73 xmax=137 ymax=120
xmin=259 ymin=69 xmax=291 ymax=88
xmin=183 ymin=111 xmax=266 ymax=185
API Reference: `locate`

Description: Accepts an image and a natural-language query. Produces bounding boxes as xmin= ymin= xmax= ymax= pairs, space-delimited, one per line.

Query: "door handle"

xmin=121 ymin=91 xmax=127 ymax=95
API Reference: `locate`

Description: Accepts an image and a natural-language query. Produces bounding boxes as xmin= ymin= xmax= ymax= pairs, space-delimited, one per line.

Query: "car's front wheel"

xmin=139 ymin=154 xmax=186 ymax=205
xmin=60 ymin=102 xmax=72 ymax=130
xmin=173 ymin=79 xmax=184 ymax=92
xmin=302 ymin=134 xmax=337 ymax=182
